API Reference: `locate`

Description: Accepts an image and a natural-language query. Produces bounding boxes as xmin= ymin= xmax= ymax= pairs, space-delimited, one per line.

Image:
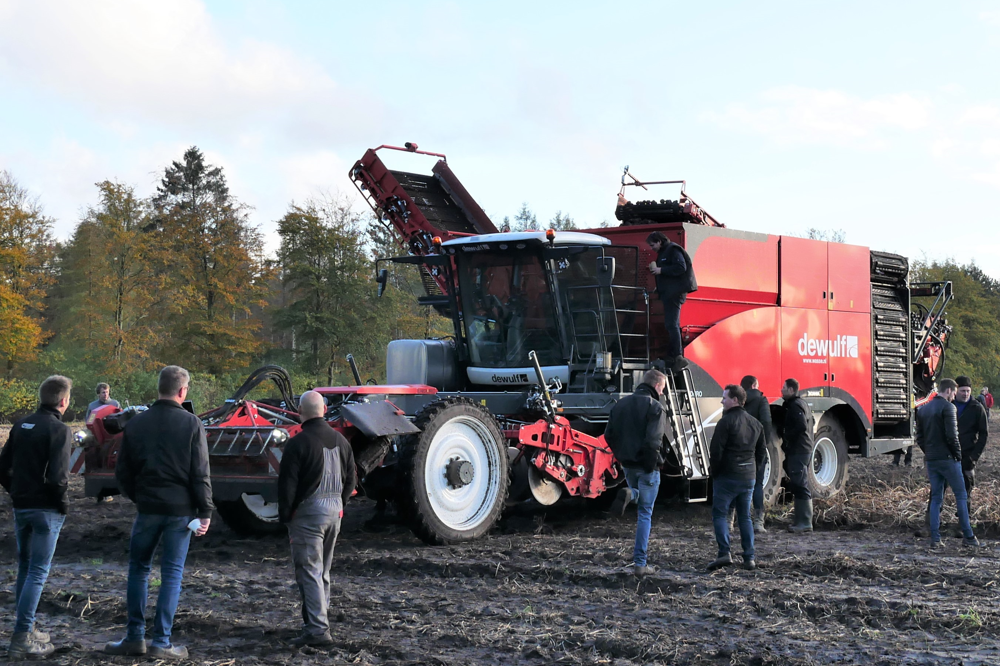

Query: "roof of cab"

xmin=441 ymin=231 xmax=611 ymax=247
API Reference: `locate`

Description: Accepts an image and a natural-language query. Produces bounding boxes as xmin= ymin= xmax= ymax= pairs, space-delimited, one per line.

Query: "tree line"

xmin=1 ymin=147 xmax=998 ymax=418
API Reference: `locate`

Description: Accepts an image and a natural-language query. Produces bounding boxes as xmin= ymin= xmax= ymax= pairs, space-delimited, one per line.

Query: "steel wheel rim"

xmin=812 ymin=437 xmax=838 ymax=487
xmin=424 ymin=415 xmax=502 ymax=531
xmin=762 ymin=444 xmax=773 ymax=489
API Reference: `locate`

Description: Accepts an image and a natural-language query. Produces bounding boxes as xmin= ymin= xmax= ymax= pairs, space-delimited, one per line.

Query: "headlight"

xmin=270 ymin=428 xmax=289 ymax=445
xmin=74 ymin=429 xmax=96 ymax=448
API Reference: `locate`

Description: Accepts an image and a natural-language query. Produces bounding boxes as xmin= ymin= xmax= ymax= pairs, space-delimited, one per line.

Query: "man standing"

xmin=605 ymin=368 xmax=667 ymax=578
xmin=916 ymin=378 xmax=979 ymax=549
xmin=740 ymin=375 xmax=773 ymax=533
xmin=707 ymin=384 xmax=765 ymax=571
xmin=0 ymin=376 xmax=73 ymax=659
xmin=954 ymin=377 xmax=989 ymax=523
xmin=106 ymin=366 xmax=213 ymax=660
xmin=976 ymin=387 xmax=991 ymax=413
xmin=279 ymin=391 xmax=356 ymax=646
xmin=646 ymin=231 xmax=697 ymax=370
xmin=85 ymin=382 xmax=120 ymax=421
xmin=781 ymin=378 xmax=814 ymax=534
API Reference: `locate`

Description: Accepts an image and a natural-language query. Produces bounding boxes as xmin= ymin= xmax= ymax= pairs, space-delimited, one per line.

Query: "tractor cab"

xmin=384 ymin=230 xmax=650 ymax=393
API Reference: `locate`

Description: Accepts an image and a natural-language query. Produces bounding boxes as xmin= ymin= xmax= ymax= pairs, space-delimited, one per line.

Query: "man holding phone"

xmin=106 ymin=366 xmax=214 ymax=660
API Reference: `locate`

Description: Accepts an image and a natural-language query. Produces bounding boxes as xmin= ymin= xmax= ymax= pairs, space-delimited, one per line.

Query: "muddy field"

xmin=3 ymin=417 xmax=1000 ymax=665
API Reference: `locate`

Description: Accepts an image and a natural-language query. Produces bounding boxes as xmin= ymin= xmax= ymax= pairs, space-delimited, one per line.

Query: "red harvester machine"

xmin=77 ymin=143 xmax=952 ymax=544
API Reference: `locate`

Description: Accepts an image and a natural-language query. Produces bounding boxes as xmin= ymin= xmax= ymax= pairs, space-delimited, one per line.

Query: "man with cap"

xmin=740 ymin=375 xmax=773 ymax=533
xmin=955 ymin=376 xmax=989 ymax=521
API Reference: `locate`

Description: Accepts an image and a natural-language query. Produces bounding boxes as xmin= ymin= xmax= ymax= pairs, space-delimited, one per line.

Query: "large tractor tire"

xmin=216 ymin=494 xmax=284 ymax=536
xmin=399 ymin=398 xmax=510 ymax=545
xmin=808 ymin=417 xmax=849 ymax=500
xmin=760 ymin=435 xmax=785 ymax=508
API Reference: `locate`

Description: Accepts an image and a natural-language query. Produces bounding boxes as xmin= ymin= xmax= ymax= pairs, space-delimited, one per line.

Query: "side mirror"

xmin=597 ymin=256 xmax=615 ymax=287
xmin=376 ymin=268 xmax=389 ymax=298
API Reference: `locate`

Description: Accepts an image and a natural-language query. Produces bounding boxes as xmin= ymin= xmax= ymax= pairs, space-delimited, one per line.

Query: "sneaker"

xmin=9 ymin=632 xmax=56 ymax=658
xmin=610 ymin=487 xmax=632 ymax=517
xmin=147 ymin=644 xmax=189 ymax=660
xmin=743 ymin=558 xmax=757 ymax=571
xmin=929 ymin=540 xmax=945 ymax=550
xmin=291 ymin=631 xmax=334 ymax=647
xmin=633 ymin=564 xmax=657 ymax=578
xmin=707 ymin=553 xmax=733 ymax=571
xmin=963 ymin=536 xmax=982 ymax=549
xmin=105 ymin=638 xmax=147 ymax=656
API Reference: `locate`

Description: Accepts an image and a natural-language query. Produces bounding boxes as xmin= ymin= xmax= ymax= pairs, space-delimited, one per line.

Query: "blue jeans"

xmin=752 ymin=462 xmax=766 ymax=515
xmin=623 ymin=468 xmax=660 ymax=567
xmin=927 ymin=459 xmax=974 ymax=541
xmin=712 ymin=476 xmax=755 ymax=559
xmin=13 ymin=509 xmax=66 ymax=633
xmin=126 ymin=514 xmax=193 ymax=648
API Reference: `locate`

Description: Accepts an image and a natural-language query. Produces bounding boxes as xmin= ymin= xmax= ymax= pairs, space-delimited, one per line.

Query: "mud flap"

xmin=341 ymin=401 xmax=421 ymax=438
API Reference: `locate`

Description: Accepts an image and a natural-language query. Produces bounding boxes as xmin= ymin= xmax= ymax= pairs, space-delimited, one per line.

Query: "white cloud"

xmin=0 ymin=0 xmax=359 ymax=142
xmin=705 ymin=86 xmax=931 ymax=148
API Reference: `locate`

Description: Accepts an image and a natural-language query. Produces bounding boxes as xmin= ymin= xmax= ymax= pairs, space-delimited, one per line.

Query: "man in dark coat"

xmin=106 ymin=366 xmax=214 ymax=660
xmin=780 ymin=378 xmax=814 ymax=533
xmin=955 ymin=376 xmax=989 ymax=519
xmin=646 ymin=231 xmax=697 ymax=370
xmin=605 ymin=369 xmax=668 ymax=578
xmin=0 ymin=376 xmax=73 ymax=659
xmin=741 ymin=375 xmax=773 ymax=533
xmin=916 ymin=378 xmax=979 ymax=548
xmin=707 ymin=384 xmax=766 ymax=571
xmin=279 ymin=391 xmax=356 ymax=646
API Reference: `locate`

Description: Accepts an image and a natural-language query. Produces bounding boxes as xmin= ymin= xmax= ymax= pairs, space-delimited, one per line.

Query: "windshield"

xmin=458 ymin=251 xmax=563 ymax=367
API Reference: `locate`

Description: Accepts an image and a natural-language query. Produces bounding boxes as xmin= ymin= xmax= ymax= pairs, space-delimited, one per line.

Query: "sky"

xmin=1 ymin=0 xmax=999 ymax=277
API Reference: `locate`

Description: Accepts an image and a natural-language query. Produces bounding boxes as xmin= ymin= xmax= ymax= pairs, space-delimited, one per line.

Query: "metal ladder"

xmin=662 ymin=367 xmax=711 ymax=481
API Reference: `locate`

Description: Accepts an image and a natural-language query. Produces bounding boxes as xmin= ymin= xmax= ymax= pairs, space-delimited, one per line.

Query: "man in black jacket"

xmin=708 ymin=384 xmax=765 ymax=571
xmin=646 ymin=231 xmax=698 ymax=370
xmin=780 ymin=378 xmax=814 ymax=534
xmin=605 ymin=369 xmax=667 ymax=578
xmin=955 ymin=377 xmax=989 ymax=518
xmin=741 ymin=375 xmax=773 ymax=533
xmin=916 ymin=378 xmax=979 ymax=548
xmin=106 ymin=366 xmax=213 ymax=660
xmin=0 ymin=375 xmax=73 ymax=659
xmin=279 ymin=391 xmax=356 ymax=646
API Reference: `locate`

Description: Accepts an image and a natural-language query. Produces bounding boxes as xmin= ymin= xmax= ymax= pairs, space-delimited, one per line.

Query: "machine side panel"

xmin=828 ymin=310 xmax=874 ymax=424
xmin=780 ymin=236 xmax=829 ymax=310
xmin=685 ymin=307 xmax=781 ymax=399
xmin=828 ymin=242 xmax=872 ymax=313
xmin=781 ymin=308 xmax=830 ymax=394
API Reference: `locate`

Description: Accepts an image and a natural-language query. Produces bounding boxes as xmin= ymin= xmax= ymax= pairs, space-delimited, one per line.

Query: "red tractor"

xmin=77 ymin=144 xmax=952 ymax=545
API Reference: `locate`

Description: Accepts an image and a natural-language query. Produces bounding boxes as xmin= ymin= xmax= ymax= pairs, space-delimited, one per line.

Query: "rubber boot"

xmin=787 ymin=498 xmax=813 ymax=533
xmin=753 ymin=508 xmax=767 ymax=534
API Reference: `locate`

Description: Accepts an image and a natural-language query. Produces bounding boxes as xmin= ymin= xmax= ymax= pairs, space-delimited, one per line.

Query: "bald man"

xmin=277 ymin=391 xmax=356 ymax=647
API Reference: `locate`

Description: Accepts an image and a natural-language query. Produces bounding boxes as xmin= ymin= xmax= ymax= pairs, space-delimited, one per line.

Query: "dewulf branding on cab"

xmin=491 ymin=373 xmax=530 ymax=384
xmin=797 ymin=333 xmax=858 ymax=364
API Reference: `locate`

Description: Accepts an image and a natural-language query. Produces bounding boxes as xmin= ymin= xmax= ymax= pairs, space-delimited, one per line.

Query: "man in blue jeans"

xmin=915 ymin=378 xmax=981 ymax=549
xmin=707 ymin=384 xmax=766 ymax=571
xmin=106 ymin=366 xmax=214 ymax=660
xmin=0 ymin=375 xmax=74 ymax=659
xmin=605 ymin=369 xmax=667 ymax=578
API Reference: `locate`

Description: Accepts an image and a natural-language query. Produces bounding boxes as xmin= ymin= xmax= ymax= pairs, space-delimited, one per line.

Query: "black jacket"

xmin=975 ymin=394 xmax=988 ymax=413
xmin=956 ymin=398 xmax=989 ymax=467
xmin=0 ymin=406 xmax=72 ymax=514
xmin=744 ymin=388 xmax=774 ymax=447
xmin=278 ymin=418 xmax=357 ymax=524
xmin=604 ymin=383 xmax=666 ymax=473
xmin=915 ymin=395 xmax=960 ymax=462
xmin=709 ymin=406 xmax=765 ymax=481
xmin=781 ymin=395 xmax=814 ymax=458
xmin=654 ymin=242 xmax=698 ymax=299
xmin=115 ymin=399 xmax=215 ymax=518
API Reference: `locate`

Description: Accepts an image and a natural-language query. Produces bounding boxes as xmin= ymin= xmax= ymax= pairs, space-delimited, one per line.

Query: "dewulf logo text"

xmin=491 ymin=373 xmax=530 ymax=384
xmin=798 ymin=333 xmax=858 ymax=359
